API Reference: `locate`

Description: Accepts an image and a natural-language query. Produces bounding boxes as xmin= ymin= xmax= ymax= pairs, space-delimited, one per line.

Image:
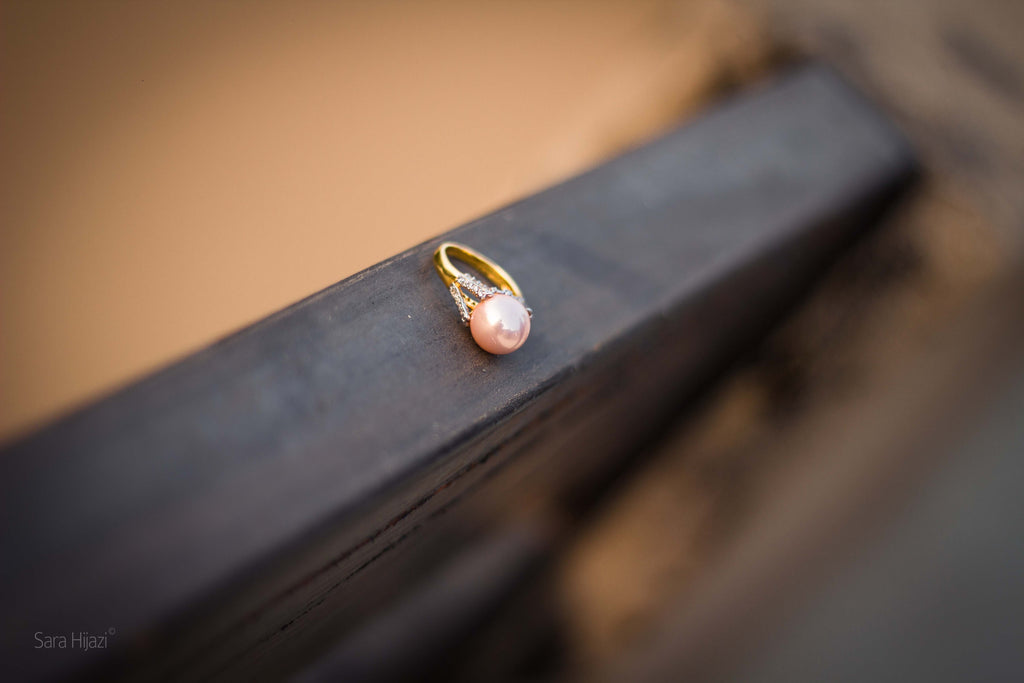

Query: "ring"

xmin=433 ymin=241 xmax=533 ymax=355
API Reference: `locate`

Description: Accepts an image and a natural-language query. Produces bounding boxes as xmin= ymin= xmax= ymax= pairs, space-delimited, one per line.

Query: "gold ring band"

xmin=433 ymin=241 xmax=524 ymax=298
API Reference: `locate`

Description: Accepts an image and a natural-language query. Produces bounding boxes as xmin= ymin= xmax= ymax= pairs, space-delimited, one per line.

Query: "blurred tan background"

xmin=0 ymin=0 xmax=771 ymax=440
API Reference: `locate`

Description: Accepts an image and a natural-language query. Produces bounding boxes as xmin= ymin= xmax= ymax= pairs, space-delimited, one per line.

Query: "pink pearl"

xmin=469 ymin=294 xmax=531 ymax=355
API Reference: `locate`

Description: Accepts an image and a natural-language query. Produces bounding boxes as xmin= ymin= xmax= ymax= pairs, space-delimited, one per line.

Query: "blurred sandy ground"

xmin=0 ymin=0 xmax=771 ymax=440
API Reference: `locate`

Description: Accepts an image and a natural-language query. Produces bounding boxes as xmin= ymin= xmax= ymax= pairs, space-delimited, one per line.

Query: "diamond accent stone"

xmin=449 ymin=282 xmax=471 ymax=324
xmin=448 ymin=274 xmax=532 ymax=324
xmin=456 ymin=273 xmax=498 ymax=299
